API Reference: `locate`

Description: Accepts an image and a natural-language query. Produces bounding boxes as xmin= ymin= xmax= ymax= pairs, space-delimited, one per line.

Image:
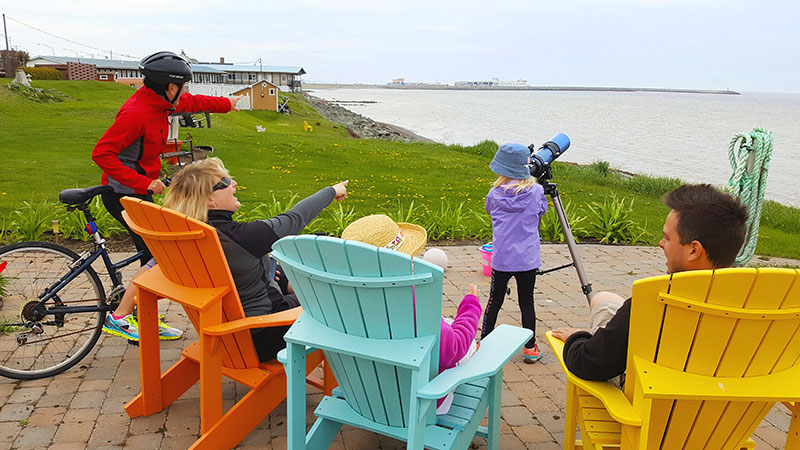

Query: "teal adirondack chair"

xmin=273 ymin=235 xmax=532 ymax=449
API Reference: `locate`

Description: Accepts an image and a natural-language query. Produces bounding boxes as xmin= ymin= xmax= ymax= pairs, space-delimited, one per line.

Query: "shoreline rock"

xmin=304 ymin=93 xmax=435 ymax=143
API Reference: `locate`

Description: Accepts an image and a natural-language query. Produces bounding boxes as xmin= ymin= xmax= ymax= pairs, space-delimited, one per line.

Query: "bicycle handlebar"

xmin=146 ymin=177 xmax=172 ymax=195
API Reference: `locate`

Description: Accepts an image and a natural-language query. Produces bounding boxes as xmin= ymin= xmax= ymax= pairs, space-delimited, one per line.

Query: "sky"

xmin=2 ymin=0 xmax=799 ymax=93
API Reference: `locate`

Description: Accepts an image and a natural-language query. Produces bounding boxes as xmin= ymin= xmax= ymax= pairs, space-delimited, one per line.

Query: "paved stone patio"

xmin=0 ymin=244 xmax=797 ymax=449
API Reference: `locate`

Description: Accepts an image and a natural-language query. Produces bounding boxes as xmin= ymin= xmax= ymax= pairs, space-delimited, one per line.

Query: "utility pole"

xmin=3 ymin=14 xmax=9 ymax=51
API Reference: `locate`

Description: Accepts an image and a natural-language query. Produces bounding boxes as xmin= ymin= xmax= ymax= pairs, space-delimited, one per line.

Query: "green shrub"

xmin=423 ymin=200 xmax=470 ymax=240
xmin=589 ymin=160 xmax=611 ymax=177
xmin=539 ymin=200 xmax=589 ymax=243
xmin=21 ymin=67 xmax=62 ymax=80
xmin=10 ymin=199 xmax=59 ymax=241
xmin=320 ymin=202 xmax=358 ymax=237
xmin=586 ymin=194 xmax=647 ymax=244
xmin=384 ymin=199 xmax=423 ymax=224
xmin=54 ymin=197 xmax=126 ymax=241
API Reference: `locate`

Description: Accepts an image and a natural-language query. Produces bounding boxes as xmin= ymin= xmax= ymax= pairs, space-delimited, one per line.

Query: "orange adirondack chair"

xmin=119 ymin=197 xmax=334 ymax=450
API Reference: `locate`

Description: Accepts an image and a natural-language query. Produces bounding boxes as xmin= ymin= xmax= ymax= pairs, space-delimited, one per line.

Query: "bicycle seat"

xmin=59 ymin=185 xmax=114 ymax=205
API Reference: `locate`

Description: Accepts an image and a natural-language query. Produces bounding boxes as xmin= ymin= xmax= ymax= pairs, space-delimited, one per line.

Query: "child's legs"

xmin=513 ymin=269 xmax=538 ymax=348
xmin=481 ymin=270 xmax=512 ymax=340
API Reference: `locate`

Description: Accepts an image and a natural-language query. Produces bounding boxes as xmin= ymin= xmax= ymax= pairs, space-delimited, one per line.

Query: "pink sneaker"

xmin=522 ymin=344 xmax=541 ymax=363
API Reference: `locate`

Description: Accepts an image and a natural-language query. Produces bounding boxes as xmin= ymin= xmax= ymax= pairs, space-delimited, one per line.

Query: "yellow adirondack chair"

xmin=546 ymin=268 xmax=800 ymax=450
xmin=119 ymin=197 xmax=334 ymax=450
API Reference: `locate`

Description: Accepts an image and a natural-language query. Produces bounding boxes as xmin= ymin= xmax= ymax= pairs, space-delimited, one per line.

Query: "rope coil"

xmin=727 ymin=127 xmax=773 ymax=266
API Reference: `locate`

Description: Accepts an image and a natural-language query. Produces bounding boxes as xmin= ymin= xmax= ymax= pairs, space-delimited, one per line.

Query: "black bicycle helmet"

xmin=139 ymin=51 xmax=193 ymax=84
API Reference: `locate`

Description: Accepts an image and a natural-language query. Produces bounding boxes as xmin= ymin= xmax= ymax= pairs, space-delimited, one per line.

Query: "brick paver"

xmin=0 ymin=245 xmax=797 ymax=449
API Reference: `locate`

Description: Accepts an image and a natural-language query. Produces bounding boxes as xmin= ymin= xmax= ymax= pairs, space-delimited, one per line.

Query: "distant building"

xmin=390 ymin=78 xmax=405 ymax=85
xmin=231 ymin=80 xmax=280 ymax=111
xmin=454 ymin=77 xmax=528 ymax=87
xmin=27 ymin=55 xmax=306 ymax=94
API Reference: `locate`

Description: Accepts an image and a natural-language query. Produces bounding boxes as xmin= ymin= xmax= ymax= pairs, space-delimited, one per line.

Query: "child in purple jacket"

xmin=481 ymin=143 xmax=548 ymax=363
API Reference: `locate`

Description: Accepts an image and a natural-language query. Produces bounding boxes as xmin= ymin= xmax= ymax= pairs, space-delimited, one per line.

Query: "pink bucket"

xmin=479 ymin=243 xmax=493 ymax=276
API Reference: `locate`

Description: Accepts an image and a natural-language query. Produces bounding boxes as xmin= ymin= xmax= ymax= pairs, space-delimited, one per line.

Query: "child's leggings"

xmin=481 ymin=268 xmax=537 ymax=349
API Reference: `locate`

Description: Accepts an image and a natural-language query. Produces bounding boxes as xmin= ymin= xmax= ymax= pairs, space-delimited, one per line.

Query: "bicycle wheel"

xmin=0 ymin=241 xmax=106 ymax=380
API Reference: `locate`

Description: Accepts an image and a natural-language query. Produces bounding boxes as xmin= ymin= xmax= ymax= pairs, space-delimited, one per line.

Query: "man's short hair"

xmin=664 ymin=184 xmax=748 ymax=268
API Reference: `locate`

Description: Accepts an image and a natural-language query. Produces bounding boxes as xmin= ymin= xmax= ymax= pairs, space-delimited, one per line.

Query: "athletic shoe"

xmin=157 ymin=317 xmax=184 ymax=340
xmin=102 ymin=314 xmax=139 ymax=341
xmin=522 ymin=344 xmax=541 ymax=363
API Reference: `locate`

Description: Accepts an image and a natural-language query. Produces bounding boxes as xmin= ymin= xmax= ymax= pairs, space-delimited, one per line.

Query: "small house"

xmin=231 ymin=80 xmax=280 ymax=111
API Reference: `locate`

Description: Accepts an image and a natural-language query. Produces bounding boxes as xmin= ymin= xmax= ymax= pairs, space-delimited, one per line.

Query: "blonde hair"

xmin=163 ymin=157 xmax=230 ymax=222
xmin=492 ymin=175 xmax=536 ymax=195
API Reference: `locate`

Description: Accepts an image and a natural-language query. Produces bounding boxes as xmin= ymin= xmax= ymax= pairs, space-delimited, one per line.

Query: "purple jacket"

xmin=485 ymin=183 xmax=548 ymax=272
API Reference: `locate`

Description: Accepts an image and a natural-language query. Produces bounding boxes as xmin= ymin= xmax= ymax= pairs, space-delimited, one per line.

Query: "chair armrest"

xmin=276 ymin=345 xmax=322 ymax=364
xmin=546 ymin=331 xmax=642 ymax=426
xmin=134 ymin=266 xmax=230 ymax=312
xmin=204 ymin=308 xmax=302 ymax=336
xmin=634 ymin=357 xmax=800 ymax=402
xmin=283 ymin=312 xmax=436 ymax=370
xmin=417 ymin=324 xmax=531 ymax=400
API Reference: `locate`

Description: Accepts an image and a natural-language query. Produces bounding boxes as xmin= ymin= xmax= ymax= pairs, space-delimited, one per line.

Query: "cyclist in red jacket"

xmin=92 ymin=51 xmax=241 ymax=265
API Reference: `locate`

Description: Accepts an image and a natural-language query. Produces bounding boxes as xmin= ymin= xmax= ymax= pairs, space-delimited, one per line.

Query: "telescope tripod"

xmin=536 ymin=171 xmax=594 ymax=305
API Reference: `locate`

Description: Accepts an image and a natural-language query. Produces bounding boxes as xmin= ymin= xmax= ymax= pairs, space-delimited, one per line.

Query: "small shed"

xmin=231 ymin=80 xmax=280 ymax=111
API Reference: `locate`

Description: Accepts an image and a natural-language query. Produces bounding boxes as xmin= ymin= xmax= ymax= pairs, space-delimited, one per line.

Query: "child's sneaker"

xmin=102 ymin=314 xmax=139 ymax=341
xmin=522 ymin=344 xmax=541 ymax=363
xmin=157 ymin=317 xmax=184 ymax=340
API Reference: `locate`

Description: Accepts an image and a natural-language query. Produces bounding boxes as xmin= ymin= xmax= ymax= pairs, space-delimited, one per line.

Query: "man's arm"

xmin=560 ymin=299 xmax=631 ymax=381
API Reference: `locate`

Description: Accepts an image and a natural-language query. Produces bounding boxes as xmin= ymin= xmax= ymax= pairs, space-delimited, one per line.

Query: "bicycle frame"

xmin=24 ymin=223 xmax=142 ymax=321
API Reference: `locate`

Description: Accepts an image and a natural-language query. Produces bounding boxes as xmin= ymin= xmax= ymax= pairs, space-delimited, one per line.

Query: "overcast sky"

xmin=3 ymin=1 xmax=799 ymax=93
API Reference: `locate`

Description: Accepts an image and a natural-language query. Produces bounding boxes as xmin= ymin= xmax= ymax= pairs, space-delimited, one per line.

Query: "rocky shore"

xmin=304 ymin=93 xmax=435 ymax=143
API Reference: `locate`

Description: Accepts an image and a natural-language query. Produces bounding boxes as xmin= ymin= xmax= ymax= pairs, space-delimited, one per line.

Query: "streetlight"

xmin=37 ymin=43 xmax=54 ymax=56
xmin=63 ymin=48 xmax=78 ymax=57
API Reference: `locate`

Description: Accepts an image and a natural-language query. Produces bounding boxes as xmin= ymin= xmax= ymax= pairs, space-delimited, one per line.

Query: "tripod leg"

xmin=549 ymin=191 xmax=593 ymax=305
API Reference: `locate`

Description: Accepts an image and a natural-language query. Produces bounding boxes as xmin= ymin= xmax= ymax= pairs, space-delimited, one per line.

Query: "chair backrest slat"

xmin=273 ymin=235 xmax=444 ymax=427
xmin=120 ymin=198 xmax=259 ymax=369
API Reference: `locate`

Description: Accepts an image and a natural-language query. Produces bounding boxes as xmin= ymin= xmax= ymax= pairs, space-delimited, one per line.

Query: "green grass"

xmin=1 ymin=79 xmax=799 ymax=260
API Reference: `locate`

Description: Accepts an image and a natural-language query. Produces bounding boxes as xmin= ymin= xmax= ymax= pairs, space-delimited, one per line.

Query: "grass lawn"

xmin=1 ymin=79 xmax=799 ymax=260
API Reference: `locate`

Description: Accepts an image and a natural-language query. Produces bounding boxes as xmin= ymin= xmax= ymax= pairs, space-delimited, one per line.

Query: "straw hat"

xmin=341 ymin=214 xmax=427 ymax=256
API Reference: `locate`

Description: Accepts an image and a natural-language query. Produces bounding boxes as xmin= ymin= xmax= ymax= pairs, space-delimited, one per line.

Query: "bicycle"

xmin=0 ymin=185 xmax=152 ymax=380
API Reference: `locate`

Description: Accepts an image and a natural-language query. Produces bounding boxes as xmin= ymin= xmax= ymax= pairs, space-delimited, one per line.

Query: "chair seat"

xmin=436 ymin=378 xmax=490 ymax=431
xmin=316 ymin=377 xmax=491 ymax=449
xmin=180 ymin=341 xmax=286 ymax=390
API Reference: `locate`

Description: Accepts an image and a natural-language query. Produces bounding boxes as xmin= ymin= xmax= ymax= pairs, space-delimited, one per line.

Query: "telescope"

xmin=524 ymin=133 xmax=593 ymax=303
xmin=528 ymin=133 xmax=570 ymax=180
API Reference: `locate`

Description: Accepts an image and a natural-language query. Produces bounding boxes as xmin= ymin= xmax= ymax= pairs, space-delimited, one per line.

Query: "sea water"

xmin=312 ymin=88 xmax=800 ymax=207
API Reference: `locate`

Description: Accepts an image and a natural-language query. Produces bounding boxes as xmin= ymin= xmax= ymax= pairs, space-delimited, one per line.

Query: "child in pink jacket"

xmin=340 ymin=215 xmax=482 ymax=413
xmin=437 ymin=284 xmax=482 ymax=413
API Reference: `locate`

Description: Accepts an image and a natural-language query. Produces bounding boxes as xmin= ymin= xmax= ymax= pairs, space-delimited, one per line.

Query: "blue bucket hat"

xmin=490 ymin=143 xmax=531 ymax=180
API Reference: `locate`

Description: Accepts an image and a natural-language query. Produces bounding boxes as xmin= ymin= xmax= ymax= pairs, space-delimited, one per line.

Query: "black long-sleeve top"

xmin=562 ymin=298 xmax=631 ymax=381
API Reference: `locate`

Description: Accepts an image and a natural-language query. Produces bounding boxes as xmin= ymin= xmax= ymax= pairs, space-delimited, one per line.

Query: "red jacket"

xmin=92 ymin=87 xmax=231 ymax=194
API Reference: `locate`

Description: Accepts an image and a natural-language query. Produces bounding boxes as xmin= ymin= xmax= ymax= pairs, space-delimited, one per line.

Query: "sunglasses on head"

xmin=212 ymin=177 xmax=232 ymax=192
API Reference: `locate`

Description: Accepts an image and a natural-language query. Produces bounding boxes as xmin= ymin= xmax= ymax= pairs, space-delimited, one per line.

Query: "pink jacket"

xmin=438 ymin=294 xmax=482 ymax=373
